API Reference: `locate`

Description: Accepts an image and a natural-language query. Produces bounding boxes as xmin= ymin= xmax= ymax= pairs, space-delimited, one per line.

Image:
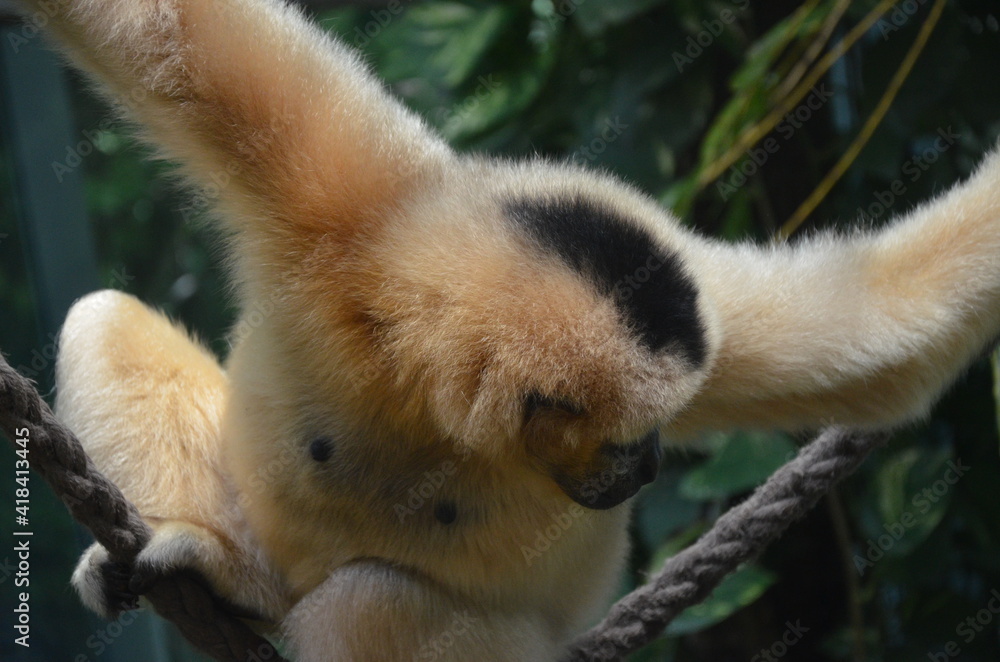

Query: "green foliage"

xmin=679 ymin=431 xmax=796 ymax=501
xmin=666 ymin=565 xmax=778 ymax=636
xmin=2 ymin=1 xmax=1000 ymax=660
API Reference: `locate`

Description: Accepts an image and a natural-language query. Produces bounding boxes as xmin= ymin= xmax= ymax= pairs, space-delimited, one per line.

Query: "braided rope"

xmin=561 ymin=427 xmax=887 ymax=661
xmin=0 ymin=353 xmax=287 ymax=662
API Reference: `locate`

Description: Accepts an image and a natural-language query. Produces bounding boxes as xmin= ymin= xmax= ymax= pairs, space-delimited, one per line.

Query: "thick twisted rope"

xmin=0 ymin=353 xmax=286 ymax=662
xmin=561 ymin=427 xmax=887 ymax=661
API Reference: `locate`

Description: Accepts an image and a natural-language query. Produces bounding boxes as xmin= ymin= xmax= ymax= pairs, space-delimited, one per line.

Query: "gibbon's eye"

xmin=309 ymin=436 xmax=334 ymax=463
xmin=524 ymin=391 xmax=585 ymax=423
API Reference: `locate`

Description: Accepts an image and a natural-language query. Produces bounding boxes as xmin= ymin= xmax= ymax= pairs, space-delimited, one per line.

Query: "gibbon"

xmin=20 ymin=0 xmax=1000 ymax=659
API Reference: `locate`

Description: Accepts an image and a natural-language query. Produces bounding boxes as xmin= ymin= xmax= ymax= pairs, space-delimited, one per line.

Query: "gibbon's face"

xmin=251 ymin=159 xmax=719 ymax=513
xmin=498 ymin=194 xmax=704 ymax=509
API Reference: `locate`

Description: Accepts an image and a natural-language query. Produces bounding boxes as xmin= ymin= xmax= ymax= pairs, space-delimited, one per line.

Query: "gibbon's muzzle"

xmin=557 ymin=429 xmax=662 ymax=510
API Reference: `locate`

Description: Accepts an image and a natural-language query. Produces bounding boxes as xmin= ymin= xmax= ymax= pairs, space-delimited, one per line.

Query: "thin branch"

xmin=696 ymin=0 xmax=898 ymax=192
xmin=827 ymin=488 xmax=867 ymax=662
xmin=779 ymin=0 xmax=947 ymax=238
xmin=772 ymin=0 xmax=852 ymax=102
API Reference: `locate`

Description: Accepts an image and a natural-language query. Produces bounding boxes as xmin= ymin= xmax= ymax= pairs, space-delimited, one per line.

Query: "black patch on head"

xmin=434 ymin=502 xmax=457 ymax=525
xmin=505 ymin=197 xmax=706 ymax=365
xmin=309 ymin=436 xmax=334 ymax=462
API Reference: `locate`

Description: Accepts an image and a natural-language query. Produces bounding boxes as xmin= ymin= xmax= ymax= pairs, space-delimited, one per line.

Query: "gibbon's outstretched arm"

xmin=672 ymin=151 xmax=1000 ymax=436
xmin=24 ymin=0 xmax=449 ymax=295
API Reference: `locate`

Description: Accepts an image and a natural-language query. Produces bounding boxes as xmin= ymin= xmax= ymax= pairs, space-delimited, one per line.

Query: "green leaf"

xmin=875 ymin=447 xmax=922 ymax=525
xmin=661 ymin=176 xmax=700 ymax=217
xmin=665 ymin=564 xmax=777 ymax=635
xmin=440 ymin=46 xmax=557 ymax=142
xmin=729 ymin=1 xmax=829 ymax=93
xmin=645 ymin=522 xmax=709 ymax=575
xmin=679 ymin=0 xmax=839 ymax=213
xmin=716 ymin=185 xmax=756 ymax=239
xmin=869 ymin=447 xmax=954 ymax=556
xmin=635 ymin=467 xmax=702 ymax=549
xmin=679 ymin=431 xmax=797 ymax=500
xmin=429 ymin=5 xmax=513 ymax=88
xmin=371 ymin=3 xmax=515 ymax=88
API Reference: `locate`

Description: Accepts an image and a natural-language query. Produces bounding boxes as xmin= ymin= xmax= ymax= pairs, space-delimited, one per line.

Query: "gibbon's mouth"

xmin=555 ymin=429 xmax=662 ymax=510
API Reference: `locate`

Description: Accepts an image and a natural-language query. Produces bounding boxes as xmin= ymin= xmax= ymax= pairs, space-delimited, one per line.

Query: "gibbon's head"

xmin=242 ymin=157 xmax=721 ymax=512
xmin=383 ymin=160 xmax=720 ymax=510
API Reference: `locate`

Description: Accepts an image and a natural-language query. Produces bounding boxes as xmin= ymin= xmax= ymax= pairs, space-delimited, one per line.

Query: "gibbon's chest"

xmin=254 ymin=438 xmax=631 ymax=613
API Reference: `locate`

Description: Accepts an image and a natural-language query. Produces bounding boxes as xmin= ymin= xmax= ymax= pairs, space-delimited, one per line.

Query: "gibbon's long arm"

xmin=24 ymin=0 xmax=449 ymax=288
xmin=672 ymin=151 xmax=1000 ymax=436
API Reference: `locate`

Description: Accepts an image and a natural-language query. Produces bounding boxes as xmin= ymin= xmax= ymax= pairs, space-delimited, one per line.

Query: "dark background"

xmin=2 ymin=1 xmax=1000 ymax=660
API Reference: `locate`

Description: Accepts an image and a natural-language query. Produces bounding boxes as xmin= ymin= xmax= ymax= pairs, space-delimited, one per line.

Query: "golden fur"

xmin=22 ymin=0 xmax=1000 ymax=659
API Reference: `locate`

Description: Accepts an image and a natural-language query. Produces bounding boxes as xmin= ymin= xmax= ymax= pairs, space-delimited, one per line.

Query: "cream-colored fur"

xmin=58 ymin=291 xmax=289 ymax=621
xmin=25 ymin=0 xmax=1000 ymax=659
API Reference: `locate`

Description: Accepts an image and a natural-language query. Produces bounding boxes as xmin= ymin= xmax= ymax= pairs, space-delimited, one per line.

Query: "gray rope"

xmin=561 ymin=427 xmax=887 ymax=661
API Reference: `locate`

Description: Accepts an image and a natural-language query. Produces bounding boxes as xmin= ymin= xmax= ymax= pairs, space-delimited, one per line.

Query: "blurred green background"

xmin=2 ymin=0 xmax=1000 ymax=660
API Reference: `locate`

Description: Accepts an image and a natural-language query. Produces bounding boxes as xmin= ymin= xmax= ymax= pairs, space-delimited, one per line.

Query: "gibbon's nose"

xmin=559 ymin=428 xmax=662 ymax=510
